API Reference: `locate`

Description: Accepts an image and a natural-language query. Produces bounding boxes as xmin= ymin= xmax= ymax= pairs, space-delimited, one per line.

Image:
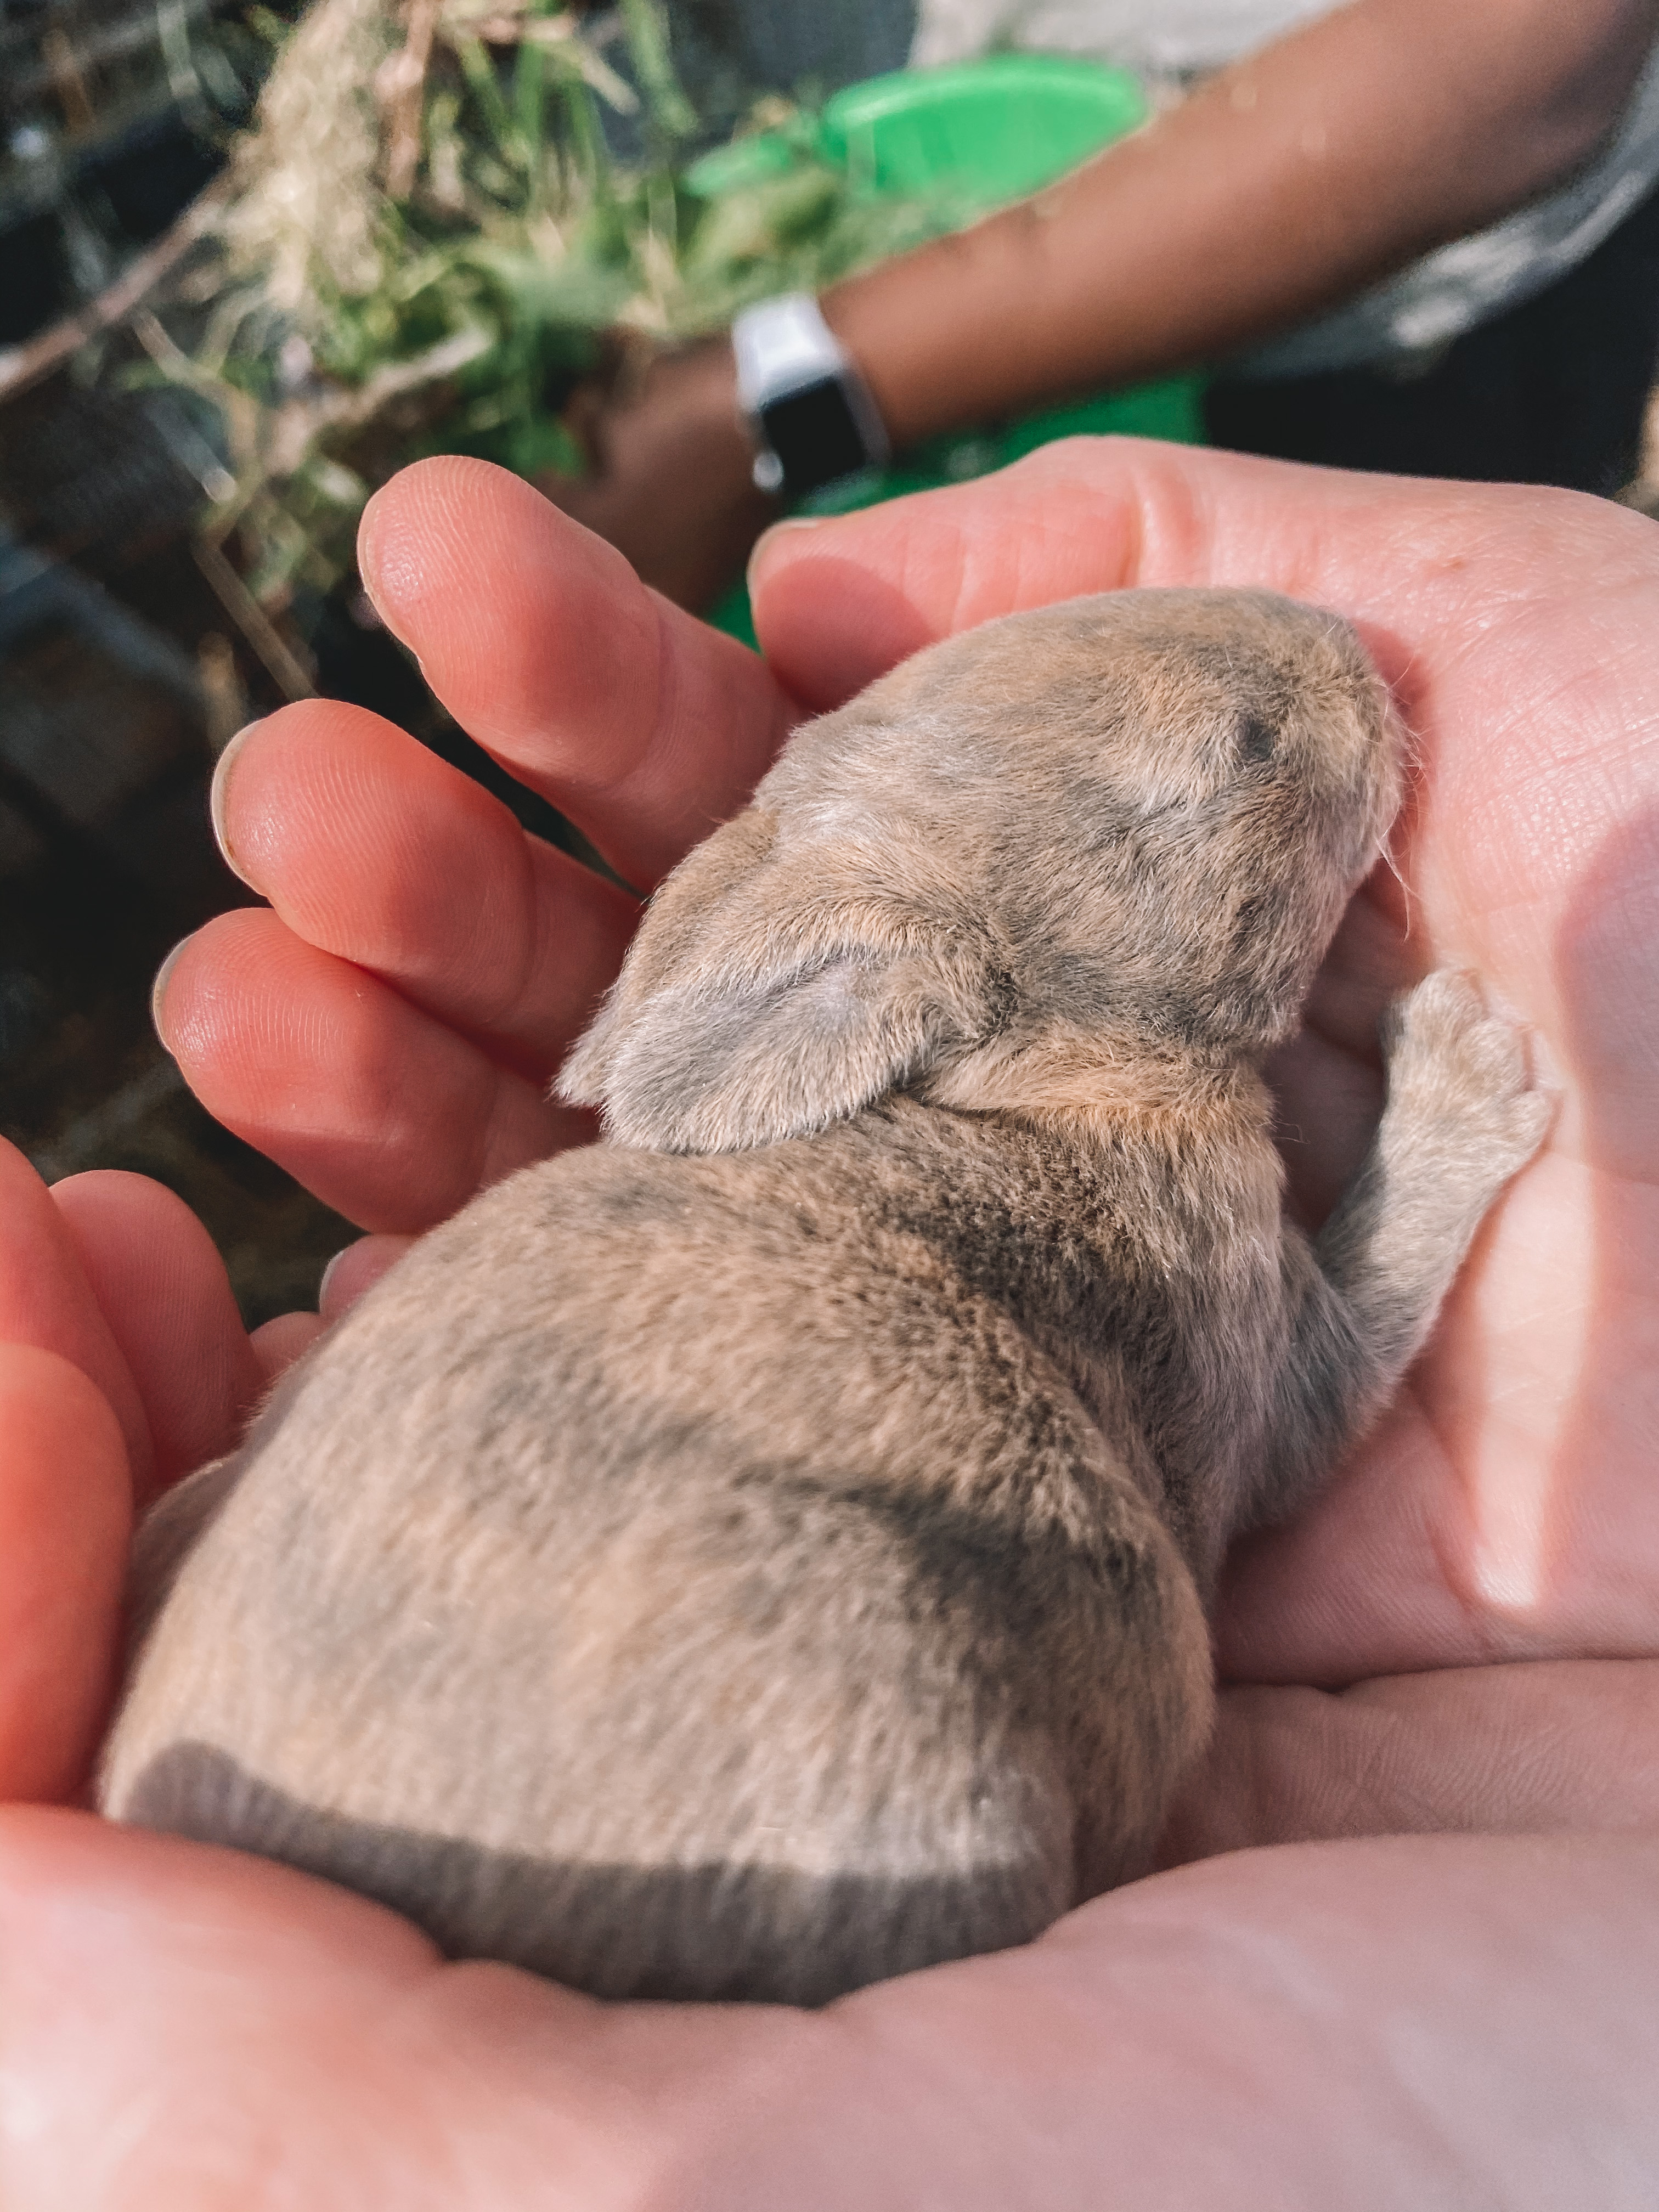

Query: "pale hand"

xmin=3 ymin=442 xmax=1657 ymax=2205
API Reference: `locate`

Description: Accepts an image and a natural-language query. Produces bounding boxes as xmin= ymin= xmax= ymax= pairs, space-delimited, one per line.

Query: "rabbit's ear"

xmin=558 ymin=809 xmax=1001 ymax=1154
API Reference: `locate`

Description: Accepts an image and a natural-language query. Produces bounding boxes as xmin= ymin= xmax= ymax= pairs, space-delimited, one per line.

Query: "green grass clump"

xmin=120 ymin=0 xmax=970 ymax=624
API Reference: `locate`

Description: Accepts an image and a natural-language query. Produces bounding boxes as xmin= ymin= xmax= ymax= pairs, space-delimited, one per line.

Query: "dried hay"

xmin=110 ymin=0 xmax=967 ymax=630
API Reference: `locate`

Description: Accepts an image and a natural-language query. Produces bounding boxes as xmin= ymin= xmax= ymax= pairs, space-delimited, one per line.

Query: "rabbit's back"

xmin=99 ymin=587 xmax=1428 ymax=2002
xmin=102 ymin=1105 xmax=1214 ymax=2002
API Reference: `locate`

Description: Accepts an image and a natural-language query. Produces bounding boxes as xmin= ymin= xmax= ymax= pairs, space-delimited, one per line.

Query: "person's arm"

xmin=549 ymin=0 xmax=1659 ymax=606
xmin=828 ymin=0 xmax=1659 ymax=441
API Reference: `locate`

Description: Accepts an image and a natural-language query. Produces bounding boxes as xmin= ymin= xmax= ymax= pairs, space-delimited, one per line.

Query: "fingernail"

xmin=356 ymin=567 xmax=393 ymax=634
xmin=318 ymin=1245 xmax=354 ymax=1316
xmin=356 ymin=494 xmax=410 ymax=644
xmin=746 ymin=515 xmax=823 ymax=596
xmin=319 ymin=1233 xmax=415 ymax=1321
xmin=356 ymin=486 xmax=387 ymax=578
xmin=150 ymin=935 xmax=193 ymax=1051
xmin=209 ymin=720 xmax=263 ymax=888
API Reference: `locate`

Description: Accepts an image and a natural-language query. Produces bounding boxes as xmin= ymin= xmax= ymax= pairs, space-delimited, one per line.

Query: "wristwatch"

xmin=731 ymin=294 xmax=891 ymax=501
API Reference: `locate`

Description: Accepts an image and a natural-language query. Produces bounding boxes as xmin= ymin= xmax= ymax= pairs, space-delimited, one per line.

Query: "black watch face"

xmin=759 ymin=377 xmax=871 ymax=496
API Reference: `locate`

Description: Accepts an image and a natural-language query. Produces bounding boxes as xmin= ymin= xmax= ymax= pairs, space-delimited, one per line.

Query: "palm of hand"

xmin=2 ymin=443 xmax=1655 ymax=2204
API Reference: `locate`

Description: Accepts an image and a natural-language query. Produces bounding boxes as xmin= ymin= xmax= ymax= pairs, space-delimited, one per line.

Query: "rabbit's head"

xmin=561 ymin=589 xmax=1402 ymax=1153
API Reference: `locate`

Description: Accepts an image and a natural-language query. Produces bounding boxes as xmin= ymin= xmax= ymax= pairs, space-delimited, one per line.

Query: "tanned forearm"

xmin=823 ymin=0 xmax=1659 ymax=444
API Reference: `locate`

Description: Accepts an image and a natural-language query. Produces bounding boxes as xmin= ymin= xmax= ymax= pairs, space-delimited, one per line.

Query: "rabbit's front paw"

xmin=1379 ymin=968 xmax=1554 ymax=1195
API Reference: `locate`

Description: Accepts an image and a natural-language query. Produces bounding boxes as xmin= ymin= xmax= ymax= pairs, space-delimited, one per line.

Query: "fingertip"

xmin=356 ymin=475 xmax=392 ymax=603
xmin=249 ymin=1310 xmax=328 ymax=1382
xmin=156 ymin=906 xmax=562 ymax=1233
xmin=0 ymin=1137 xmax=155 ymax=1494
xmin=356 ymin=458 xmax=442 ymax=643
xmin=315 ymin=1245 xmax=351 ymax=1313
xmin=749 ymin=510 xmax=937 ymax=709
xmin=0 ymin=1344 xmax=132 ymax=1802
xmin=318 ymin=1234 xmax=415 ymax=1322
xmin=360 ymin=454 xmax=602 ymax=648
xmin=744 ymin=515 xmax=822 ymax=601
xmin=355 ymin=465 xmax=417 ymax=637
xmin=49 ymin=1170 xmax=262 ymax=1494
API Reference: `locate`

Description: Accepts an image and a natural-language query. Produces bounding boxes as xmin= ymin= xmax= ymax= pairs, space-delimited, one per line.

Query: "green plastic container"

xmin=819 ymin=53 xmax=1149 ymax=207
xmin=706 ymin=55 xmax=1204 ymax=644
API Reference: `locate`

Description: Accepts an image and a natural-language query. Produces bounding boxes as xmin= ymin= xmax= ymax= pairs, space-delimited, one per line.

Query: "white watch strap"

xmin=731 ymin=294 xmax=851 ymax=410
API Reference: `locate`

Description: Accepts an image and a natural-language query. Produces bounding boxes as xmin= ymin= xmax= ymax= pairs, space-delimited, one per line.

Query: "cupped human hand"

xmin=4 ymin=443 xmax=1658 ymax=2205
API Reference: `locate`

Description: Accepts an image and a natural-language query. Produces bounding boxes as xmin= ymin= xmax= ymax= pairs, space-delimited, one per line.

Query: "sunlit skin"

xmin=2 ymin=445 xmax=1656 ymax=2205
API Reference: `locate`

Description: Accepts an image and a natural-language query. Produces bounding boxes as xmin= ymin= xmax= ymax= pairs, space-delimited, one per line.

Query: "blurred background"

xmin=1 ymin=0 xmax=343 ymax=1320
xmin=4 ymin=0 xmax=1658 ymax=1323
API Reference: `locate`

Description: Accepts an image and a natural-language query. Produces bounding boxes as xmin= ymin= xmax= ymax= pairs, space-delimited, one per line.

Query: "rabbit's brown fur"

xmin=100 ymin=589 xmax=1550 ymax=2004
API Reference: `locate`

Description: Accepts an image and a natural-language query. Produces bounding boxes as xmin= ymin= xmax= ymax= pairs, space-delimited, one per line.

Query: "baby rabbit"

xmin=100 ymin=589 xmax=1549 ymax=2005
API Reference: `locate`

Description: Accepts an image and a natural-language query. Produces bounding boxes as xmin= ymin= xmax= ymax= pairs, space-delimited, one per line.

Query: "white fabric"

xmin=1241 ymin=38 xmax=1659 ymax=375
xmin=910 ymin=0 xmax=1659 ymax=374
xmin=732 ymin=294 xmax=852 ymax=405
xmin=912 ymin=0 xmax=1331 ymax=80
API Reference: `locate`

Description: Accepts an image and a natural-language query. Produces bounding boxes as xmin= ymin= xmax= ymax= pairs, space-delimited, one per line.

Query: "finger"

xmin=242 ymin=1236 xmax=414 ymax=1384
xmin=0 ymin=1350 xmax=131 ymax=1802
xmin=1159 ymin=1658 xmax=1659 ymax=1866
xmin=154 ymin=910 xmax=580 ymax=1234
xmin=747 ymin=436 xmax=1656 ymax=713
xmin=358 ymin=456 xmax=798 ymax=889
xmin=49 ymin=1171 xmax=262 ymax=1500
xmin=0 ymin=1138 xmax=152 ymax=1494
xmin=210 ymin=699 xmax=639 ymax=1080
xmin=243 ymin=1234 xmax=412 ymax=1384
